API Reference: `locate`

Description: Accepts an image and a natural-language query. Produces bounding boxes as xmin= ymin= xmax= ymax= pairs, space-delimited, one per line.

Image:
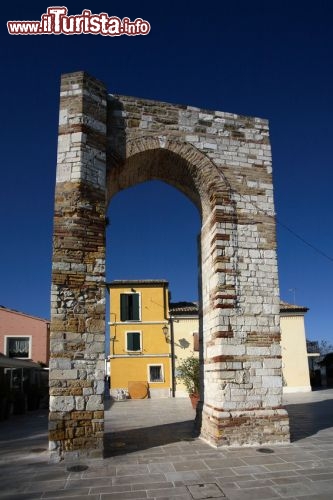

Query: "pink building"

xmin=0 ymin=306 xmax=50 ymax=366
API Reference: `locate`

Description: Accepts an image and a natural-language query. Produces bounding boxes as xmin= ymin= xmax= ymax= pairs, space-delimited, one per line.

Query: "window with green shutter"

xmin=126 ymin=332 xmax=141 ymax=351
xmin=120 ymin=293 xmax=140 ymax=321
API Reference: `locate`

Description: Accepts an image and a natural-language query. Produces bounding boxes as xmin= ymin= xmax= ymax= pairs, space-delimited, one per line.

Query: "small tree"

xmin=177 ymin=356 xmax=200 ymax=395
xmin=319 ymin=340 xmax=333 ymax=356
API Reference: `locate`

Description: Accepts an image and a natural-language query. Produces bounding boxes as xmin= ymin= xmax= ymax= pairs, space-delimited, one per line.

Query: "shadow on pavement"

xmin=2 ymin=394 xmax=333 ymax=462
xmin=104 ymin=397 xmax=115 ymax=411
xmin=104 ymin=419 xmax=195 ymax=458
xmin=0 ymin=409 xmax=48 ymax=441
xmin=285 ymin=398 xmax=333 ymax=441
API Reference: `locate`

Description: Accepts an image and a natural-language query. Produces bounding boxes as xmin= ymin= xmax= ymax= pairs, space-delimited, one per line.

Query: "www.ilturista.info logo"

xmin=7 ymin=7 xmax=151 ymax=36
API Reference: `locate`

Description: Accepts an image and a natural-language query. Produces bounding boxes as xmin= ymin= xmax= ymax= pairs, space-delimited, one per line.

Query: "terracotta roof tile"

xmin=279 ymin=300 xmax=309 ymax=313
xmin=0 ymin=305 xmax=50 ymax=322
xmin=107 ymin=279 xmax=168 ymax=286
xmin=170 ymin=300 xmax=309 ymax=315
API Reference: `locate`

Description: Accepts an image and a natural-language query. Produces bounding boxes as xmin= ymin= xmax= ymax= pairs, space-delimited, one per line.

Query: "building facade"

xmin=0 ymin=306 xmax=50 ymax=365
xmin=107 ymin=280 xmax=172 ymax=399
xmin=170 ymin=302 xmax=200 ymax=397
xmin=280 ymin=301 xmax=311 ymax=392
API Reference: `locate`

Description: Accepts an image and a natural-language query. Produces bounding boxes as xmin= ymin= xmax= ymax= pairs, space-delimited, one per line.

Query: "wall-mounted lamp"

xmin=162 ymin=324 xmax=169 ymax=341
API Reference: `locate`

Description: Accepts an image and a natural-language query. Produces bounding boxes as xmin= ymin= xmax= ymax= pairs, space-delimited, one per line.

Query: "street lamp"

xmin=162 ymin=324 xmax=169 ymax=341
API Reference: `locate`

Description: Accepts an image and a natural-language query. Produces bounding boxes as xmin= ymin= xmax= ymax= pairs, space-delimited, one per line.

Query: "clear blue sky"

xmin=1 ymin=1 xmax=332 ymax=346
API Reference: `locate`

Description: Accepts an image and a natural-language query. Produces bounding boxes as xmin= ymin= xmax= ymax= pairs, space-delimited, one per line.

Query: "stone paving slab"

xmin=1 ymin=390 xmax=333 ymax=499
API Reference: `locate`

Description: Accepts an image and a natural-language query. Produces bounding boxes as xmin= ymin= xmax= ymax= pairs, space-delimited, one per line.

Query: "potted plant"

xmin=177 ymin=356 xmax=200 ymax=409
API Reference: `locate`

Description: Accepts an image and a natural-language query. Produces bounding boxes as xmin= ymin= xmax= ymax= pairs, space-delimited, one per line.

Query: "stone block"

xmin=71 ymin=411 xmax=93 ymax=420
xmin=93 ymin=411 xmax=104 ymax=419
xmin=49 ymin=430 xmax=65 ymax=441
xmin=263 ymin=358 xmax=282 ymax=369
xmin=86 ymin=395 xmax=103 ymax=411
xmin=49 ymin=369 xmax=78 ymax=380
xmin=49 ymin=358 xmax=72 ymax=370
xmin=86 ymin=318 xmax=105 ymax=333
xmin=94 ymin=380 xmax=105 ymax=395
xmin=246 ymin=346 xmax=271 ymax=356
xmin=262 ymin=376 xmax=282 ymax=388
xmin=49 ymin=396 xmax=75 ymax=412
xmin=75 ymin=396 xmax=85 ymax=410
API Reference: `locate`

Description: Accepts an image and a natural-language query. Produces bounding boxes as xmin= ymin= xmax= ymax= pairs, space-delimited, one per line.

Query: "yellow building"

xmin=280 ymin=301 xmax=311 ymax=393
xmin=170 ymin=300 xmax=312 ymax=395
xmin=107 ymin=280 xmax=172 ymax=399
xmin=169 ymin=302 xmax=200 ymax=397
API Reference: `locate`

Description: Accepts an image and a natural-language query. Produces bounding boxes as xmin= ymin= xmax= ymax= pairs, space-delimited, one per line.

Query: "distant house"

xmin=170 ymin=300 xmax=312 ymax=395
xmin=0 ymin=307 xmax=50 ymax=417
xmin=107 ymin=280 xmax=172 ymax=399
xmin=0 ymin=306 xmax=50 ymax=366
xmin=318 ymin=352 xmax=333 ymax=387
xmin=169 ymin=302 xmax=200 ymax=397
xmin=306 ymin=340 xmax=321 ymax=387
xmin=280 ymin=301 xmax=311 ymax=392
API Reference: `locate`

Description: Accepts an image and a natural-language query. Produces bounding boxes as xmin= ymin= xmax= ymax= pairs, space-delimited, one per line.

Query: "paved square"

xmin=187 ymin=482 xmax=225 ymax=498
xmin=0 ymin=390 xmax=333 ymax=499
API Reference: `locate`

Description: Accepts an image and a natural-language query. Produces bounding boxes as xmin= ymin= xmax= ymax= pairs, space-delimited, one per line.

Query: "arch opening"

xmin=105 ymin=179 xmax=202 ymax=404
xmin=106 ymin=142 xmax=224 ymax=222
xmin=106 ymin=179 xmax=201 ymax=285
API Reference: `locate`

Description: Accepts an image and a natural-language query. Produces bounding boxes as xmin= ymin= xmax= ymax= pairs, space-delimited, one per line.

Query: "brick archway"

xmin=50 ymin=72 xmax=289 ymax=462
xmin=106 ymin=135 xmax=232 ymax=214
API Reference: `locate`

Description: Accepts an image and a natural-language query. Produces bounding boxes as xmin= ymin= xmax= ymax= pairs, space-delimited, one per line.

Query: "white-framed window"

xmin=125 ymin=331 xmax=142 ymax=352
xmin=5 ymin=336 xmax=32 ymax=359
xmin=120 ymin=293 xmax=141 ymax=321
xmin=148 ymin=364 xmax=164 ymax=383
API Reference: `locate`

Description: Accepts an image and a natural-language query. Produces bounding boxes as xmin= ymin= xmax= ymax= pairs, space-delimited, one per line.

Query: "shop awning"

xmin=0 ymin=354 xmax=42 ymax=369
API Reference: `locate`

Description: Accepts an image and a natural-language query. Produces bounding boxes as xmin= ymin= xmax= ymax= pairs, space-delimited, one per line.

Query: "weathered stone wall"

xmin=50 ymin=73 xmax=107 ymax=461
xmin=50 ymin=71 xmax=289 ymax=461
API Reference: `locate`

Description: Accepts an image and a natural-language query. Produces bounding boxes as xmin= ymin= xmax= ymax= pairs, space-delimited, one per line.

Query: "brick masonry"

xmin=50 ymin=71 xmax=289 ymax=461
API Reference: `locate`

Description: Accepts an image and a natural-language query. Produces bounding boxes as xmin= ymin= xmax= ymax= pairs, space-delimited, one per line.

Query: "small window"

xmin=6 ymin=337 xmax=30 ymax=358
xmin=148 ymin=364 xmax=164 ymax=383
xmin=120 ymin=293 xmax=140 ymax=321
xmin=126 ymin=332 xmax=141 ymax=352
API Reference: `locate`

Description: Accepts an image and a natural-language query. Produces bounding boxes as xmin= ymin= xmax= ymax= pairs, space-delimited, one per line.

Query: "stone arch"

xmin=106 ymin=135 xmax=233 ymax=220
xmin=49 ymin=72 xmax=289 ymax=462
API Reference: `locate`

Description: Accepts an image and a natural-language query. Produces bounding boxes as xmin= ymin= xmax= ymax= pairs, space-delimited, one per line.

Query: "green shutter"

xmin=133 ymin=332 xmax=140 ymax=350
xmin=132 ymin=293 xmax=140 ymax=320
xmin=127 ymin=332 xmax=141 ymax=351
xmin=121 ymin=293 xmax=139 ymax=321
xmin=120 ymin=294 xmax=128 ymax=321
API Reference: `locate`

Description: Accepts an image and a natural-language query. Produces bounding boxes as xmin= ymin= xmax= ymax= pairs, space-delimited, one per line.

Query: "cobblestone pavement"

xmin=0 ymin=390 xmax=333 ymax=499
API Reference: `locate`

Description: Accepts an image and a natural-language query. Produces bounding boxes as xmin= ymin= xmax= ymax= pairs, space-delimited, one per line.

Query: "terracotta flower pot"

xmin=189 ymin=393 xmax=200 ymax=409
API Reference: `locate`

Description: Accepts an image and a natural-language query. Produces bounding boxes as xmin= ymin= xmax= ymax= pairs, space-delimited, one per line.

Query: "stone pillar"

xmin=49 ymin=72 xmax=107 ymax=461
xmin=200 ymin=184 xmax=289 ymax=446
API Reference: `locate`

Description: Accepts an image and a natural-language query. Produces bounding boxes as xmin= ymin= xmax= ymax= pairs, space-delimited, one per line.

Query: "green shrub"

xmin=177 ymin=356 xmax=200 ymax=395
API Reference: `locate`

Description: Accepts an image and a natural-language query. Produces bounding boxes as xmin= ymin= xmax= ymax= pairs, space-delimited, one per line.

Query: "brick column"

xmin=200 ymin=183 xmax=289 ymax=447
xmin=49 ymin=72 xmax=107 ymax=461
